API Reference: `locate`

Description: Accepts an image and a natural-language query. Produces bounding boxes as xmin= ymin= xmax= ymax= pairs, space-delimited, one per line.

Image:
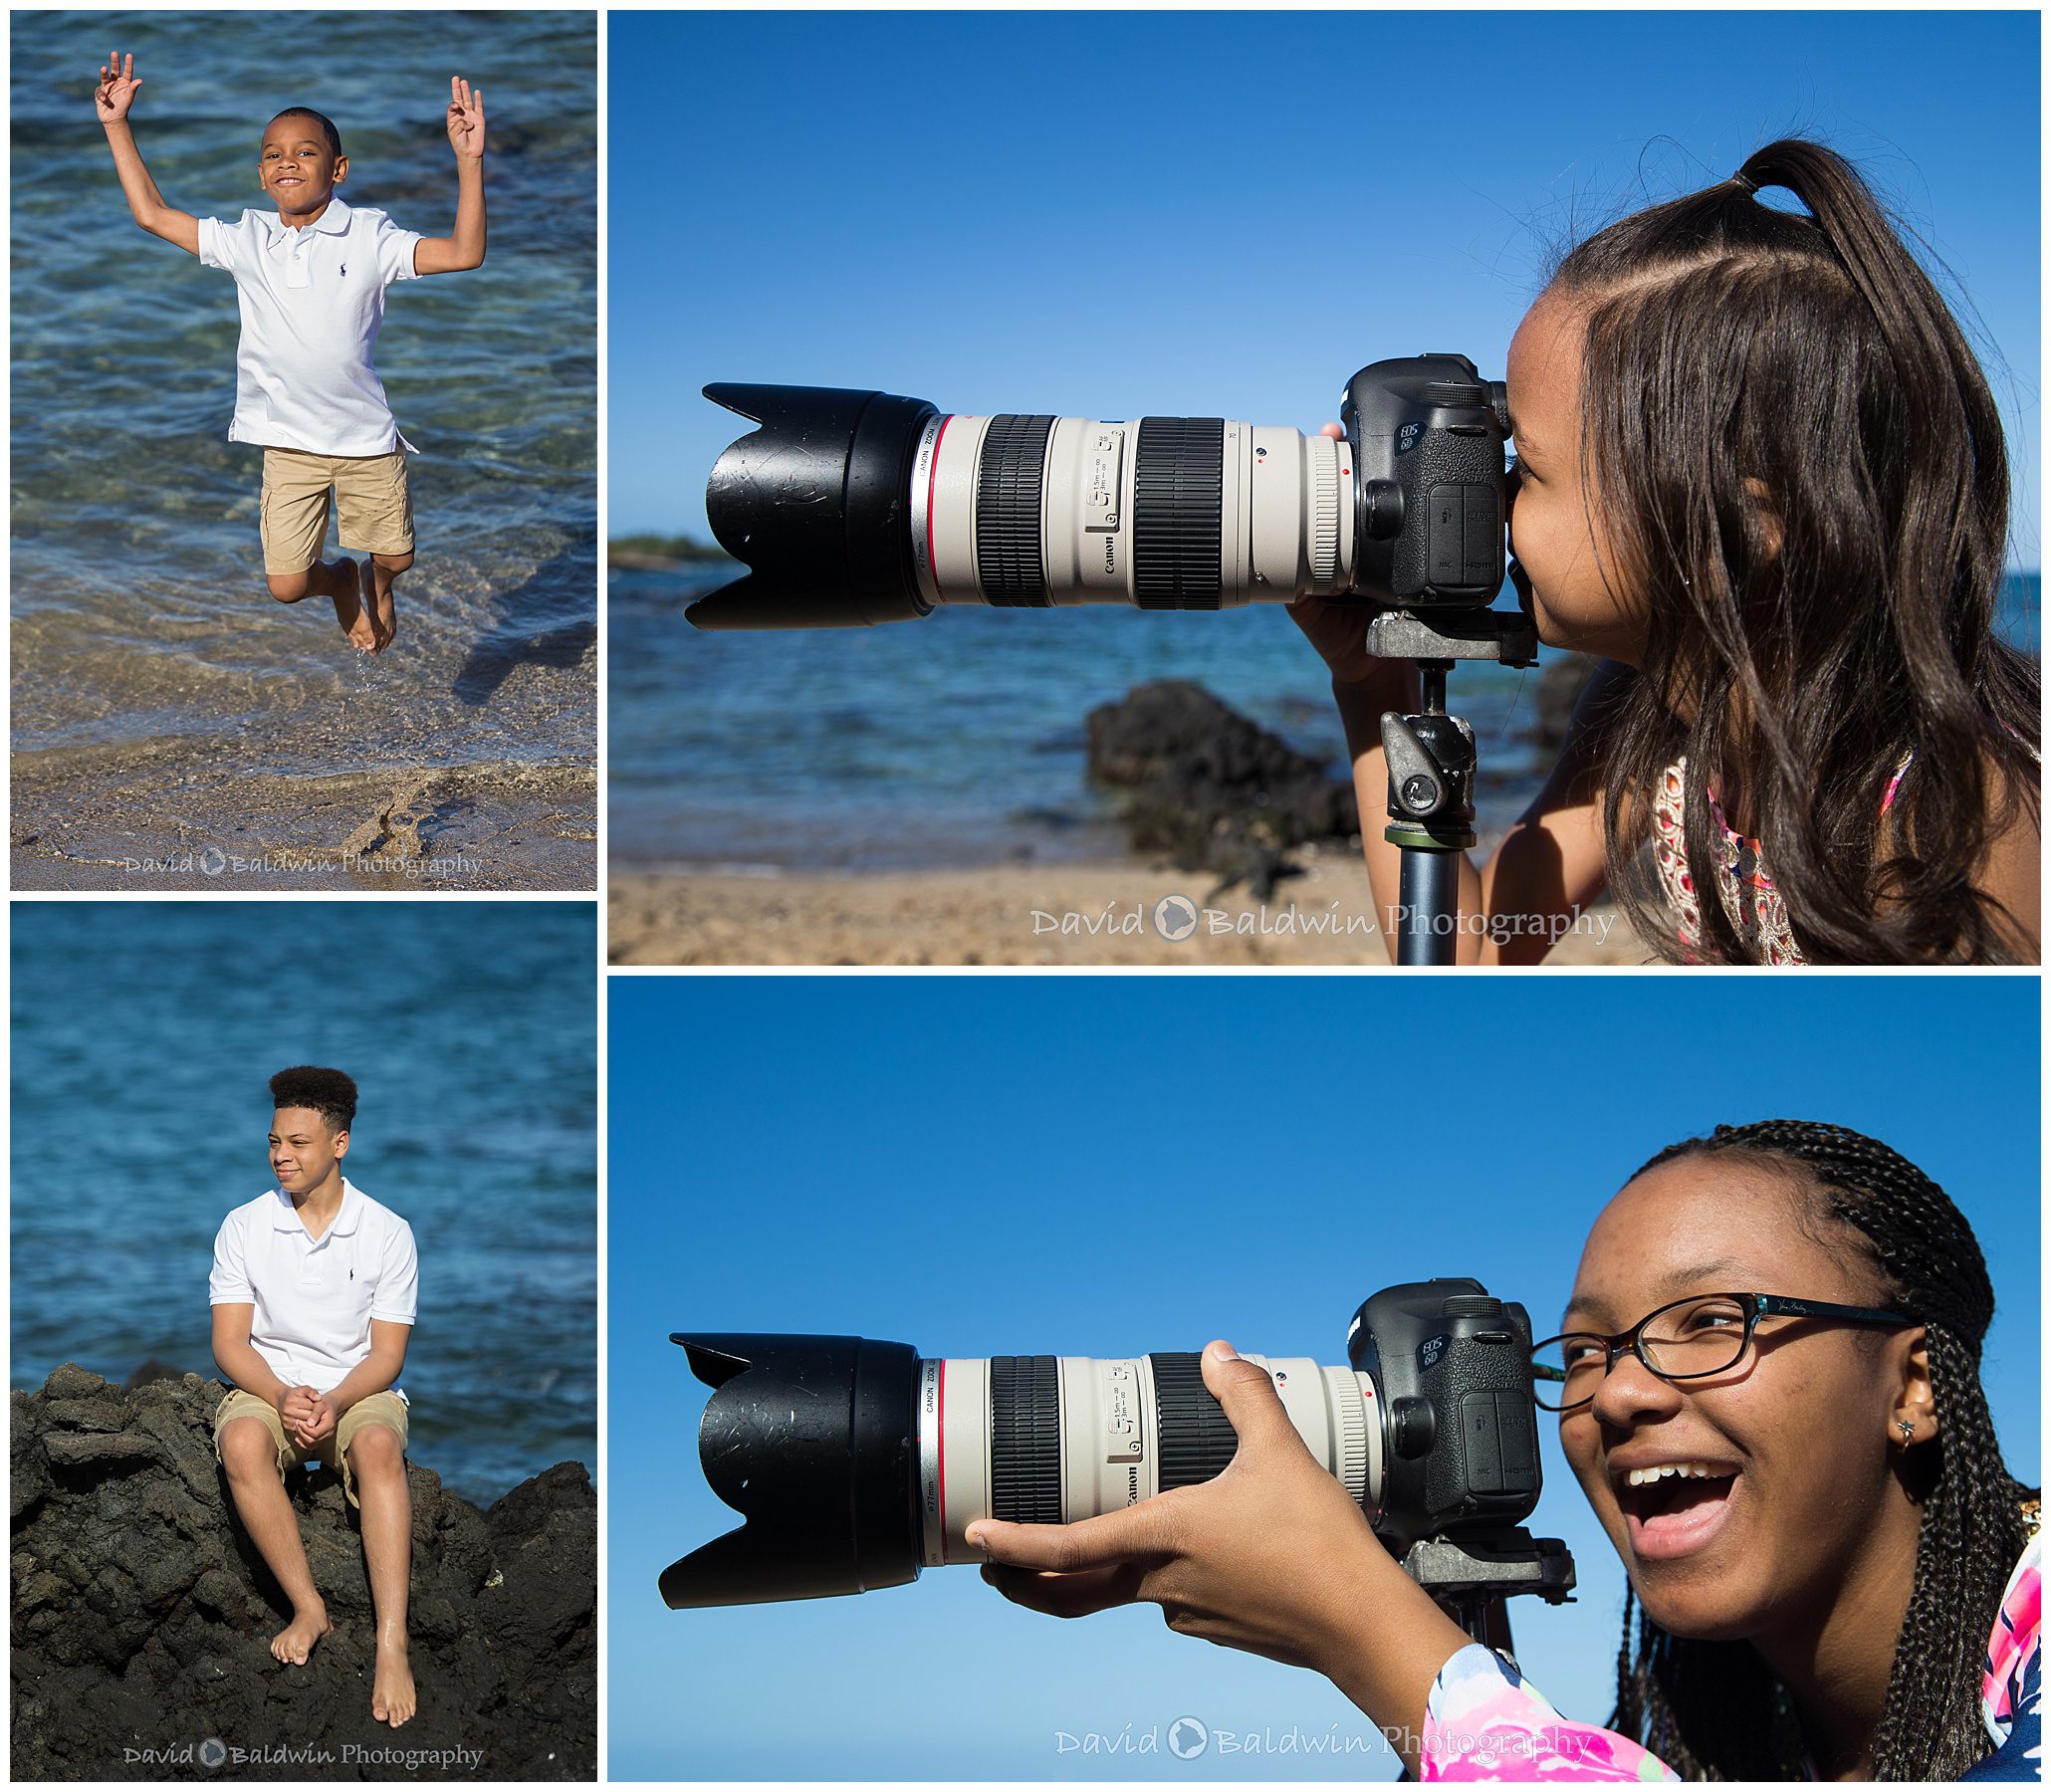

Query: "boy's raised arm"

xmin=96 ymin=50 xmax=200 ymax=255
xmin=413 ymin=75 xmax=487 ymax=275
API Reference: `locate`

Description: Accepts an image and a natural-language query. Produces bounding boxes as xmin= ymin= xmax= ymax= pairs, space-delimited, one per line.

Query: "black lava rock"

xmin=1084 ymin=680 xmax=1359 ymax=899
xmin=1527 ymin=654 xmax=1600 ymax=752
xmin=11 ymin=1366 xmax=593 ymax=1780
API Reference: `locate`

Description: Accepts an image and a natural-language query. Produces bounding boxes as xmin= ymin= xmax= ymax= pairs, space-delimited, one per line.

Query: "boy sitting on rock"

xmin=209 ymin=1066 xmax=421 ymax=1727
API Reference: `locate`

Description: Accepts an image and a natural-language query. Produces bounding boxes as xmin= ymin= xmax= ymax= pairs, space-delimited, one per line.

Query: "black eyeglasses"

xmin=1529 ymin=1292 xmax=1916 ymax=1413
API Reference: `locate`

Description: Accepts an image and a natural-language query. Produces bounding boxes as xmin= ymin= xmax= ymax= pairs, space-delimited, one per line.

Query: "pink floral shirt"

xmin=1649 ymin=754 xmax=1913 ymax=966
xmin=1420 ymin=1532 xmax=2041 ymax=1781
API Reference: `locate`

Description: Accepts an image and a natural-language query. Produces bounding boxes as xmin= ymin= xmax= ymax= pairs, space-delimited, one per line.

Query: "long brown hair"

xmin=1548 ymin=139 xmax=2038 ymax=962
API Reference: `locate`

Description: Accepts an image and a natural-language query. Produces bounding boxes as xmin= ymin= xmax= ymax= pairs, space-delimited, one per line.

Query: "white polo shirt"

xmin=196 ymin=196 xmax=422 ymax=457
xmin=209 ymin=1178 xmax=418 ymax=1394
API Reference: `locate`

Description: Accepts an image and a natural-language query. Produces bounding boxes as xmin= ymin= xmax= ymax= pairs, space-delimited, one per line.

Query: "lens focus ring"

xmin=1310 ymin=433 xmax=1342 ymax=586
xmin=1150 ymin=1352 xmax=1240 ymax=1489
xmin=975 ymin=415 xmax=1056 ymax=606
xmin=1133 ymin=419 xmax=1224 ymax=609
xmin=989 ymin=1355 xmax=1063 ymax=1523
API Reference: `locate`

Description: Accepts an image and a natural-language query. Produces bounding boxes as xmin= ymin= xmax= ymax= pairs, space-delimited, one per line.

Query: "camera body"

xmin=1342 ymin=355 xmax=1513 ymax=612
xmin=688 ymin=356 xmax=1515 ymax=629
xmin=1348 ymin=1278 xmax=1540 ymax=1549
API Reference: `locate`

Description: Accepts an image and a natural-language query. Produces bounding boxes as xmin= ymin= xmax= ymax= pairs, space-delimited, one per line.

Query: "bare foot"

xmin=368 ymin=560 xmax=397 ymax=655
xmin=371 ymin=1636 xmax=416 ymax=1726
xmin=271 ymin=1600 xmax=330 ymax=1666
xmin=333 ymin=560 xmax=376 ymax=653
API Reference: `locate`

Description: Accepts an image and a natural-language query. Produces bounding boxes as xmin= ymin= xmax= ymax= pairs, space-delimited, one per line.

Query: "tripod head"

xmin=1402 ymin=1527 xmax=1577 ymax=1649
xmin=1365 ymin=604 xmax=1539 ymax=965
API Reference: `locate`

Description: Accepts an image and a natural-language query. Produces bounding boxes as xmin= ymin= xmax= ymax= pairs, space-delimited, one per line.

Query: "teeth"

xmin=1625 ymin=1461 xmax=1728 ymax=1486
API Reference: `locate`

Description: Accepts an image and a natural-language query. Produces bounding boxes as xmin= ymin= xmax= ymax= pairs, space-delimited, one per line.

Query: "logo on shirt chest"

xmin=339 ymin=265 xmax=346 ymax=279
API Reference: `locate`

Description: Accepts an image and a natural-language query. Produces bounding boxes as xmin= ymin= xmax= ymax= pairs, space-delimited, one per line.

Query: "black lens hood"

xmin=661 ymin=1333 xmax=922 ymax=1608
xmin=690 ymin=384 xmax=939 ymax=629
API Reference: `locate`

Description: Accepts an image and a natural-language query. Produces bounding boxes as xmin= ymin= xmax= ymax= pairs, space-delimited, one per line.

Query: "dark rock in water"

xmin=122 ymin=1358 xmax=189 ymax=1395
xmin=1528 ymin=654 xmax=1601 ymax=751
xmin=11 ymin=1365 xmax=593 ymax=1780
xmin=1085 ymin=680 xmax=1358 ymax=899
xmin=1009 ymin=805 xmax=1083 ymax=831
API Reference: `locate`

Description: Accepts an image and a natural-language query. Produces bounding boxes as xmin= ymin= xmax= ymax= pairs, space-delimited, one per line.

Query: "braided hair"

xmin=1607 ymin=1120 xmax=2032 ymax=1778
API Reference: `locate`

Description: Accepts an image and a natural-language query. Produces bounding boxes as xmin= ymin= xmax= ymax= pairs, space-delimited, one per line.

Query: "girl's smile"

xmin=1559 ymin=1154 xmax=1930 ymax=1645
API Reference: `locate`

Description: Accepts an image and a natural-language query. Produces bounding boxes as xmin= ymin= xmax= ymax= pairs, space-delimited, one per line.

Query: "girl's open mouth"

xmin=1615 ymin=1461 xmax=1741 ymax=1561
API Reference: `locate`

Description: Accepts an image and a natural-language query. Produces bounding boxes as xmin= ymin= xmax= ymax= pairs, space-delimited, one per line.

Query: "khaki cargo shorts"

xmin=259 ymin=446 xmax=414 ymax=574
xmin=213 ymin=1387 xmax=410 ymax=1508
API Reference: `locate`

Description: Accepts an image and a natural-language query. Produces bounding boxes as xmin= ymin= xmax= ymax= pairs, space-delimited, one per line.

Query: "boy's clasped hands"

xmin=281 ymin=1384 xmax=337 ymax=1451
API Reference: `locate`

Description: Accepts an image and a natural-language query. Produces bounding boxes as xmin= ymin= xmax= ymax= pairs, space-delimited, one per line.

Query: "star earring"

xmin=1896 ymin=1420 xmax=1917 ymax=1444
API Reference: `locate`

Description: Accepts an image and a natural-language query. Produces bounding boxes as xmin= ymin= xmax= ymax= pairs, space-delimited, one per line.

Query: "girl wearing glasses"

xmin=969 ymin=1121 xmax=2039 ymax=1779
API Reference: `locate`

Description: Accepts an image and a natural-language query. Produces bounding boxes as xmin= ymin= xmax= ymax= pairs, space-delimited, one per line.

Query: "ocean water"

xmin=9 ymin=12 xmax=596 ymax=888
xmin=610 ymin=566 xmax=2040 ymax=872
xmin=610 ymin=566 xmax=1565 ymax=871
xmin=10 ymin=902 xmax=596 ymax=1505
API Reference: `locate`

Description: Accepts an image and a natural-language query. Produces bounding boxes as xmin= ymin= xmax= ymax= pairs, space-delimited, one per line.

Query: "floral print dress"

xmin=1419 ymin=1530 xmax=2041 ymax=1780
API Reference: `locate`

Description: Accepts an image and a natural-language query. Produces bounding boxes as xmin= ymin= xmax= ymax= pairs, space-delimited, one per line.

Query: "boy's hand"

xmin=95 ymin=49 xmax=143 ymax=122
xmin=284 ymin=1388 xmax=338 ymax=1449
xmin=444 ymin=76 xmax=486 ymax=158
xmin=295 ymin=1399 xmax=340 ymax=1451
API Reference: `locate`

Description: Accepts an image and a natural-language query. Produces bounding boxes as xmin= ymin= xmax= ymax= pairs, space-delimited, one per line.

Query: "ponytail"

xmin=1551 ymin=139 xmax=2037 ymax=963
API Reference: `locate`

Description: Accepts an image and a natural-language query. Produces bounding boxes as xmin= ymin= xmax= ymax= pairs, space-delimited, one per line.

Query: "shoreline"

xmin=609 ymin=847 xmax=1647 ymax=966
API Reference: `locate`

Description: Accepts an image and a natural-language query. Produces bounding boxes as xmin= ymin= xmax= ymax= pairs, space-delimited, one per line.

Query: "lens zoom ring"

xmin=1150 ymin=1352 xmax=1240 ymax=1490
xmin=1133 ymin=419 xmax=1224 ymax=609
xmin=990 ymin=1355 xmax=1063 ymax=1523
xmin=975 ymin=415 xmax=1056 ymax=606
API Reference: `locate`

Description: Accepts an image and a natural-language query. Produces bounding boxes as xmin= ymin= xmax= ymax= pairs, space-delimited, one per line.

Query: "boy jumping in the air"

xmin=95 ymin=51 xmax=488 ymax=655
xmin=210 ymin=1067 xmax=421 ymax=1726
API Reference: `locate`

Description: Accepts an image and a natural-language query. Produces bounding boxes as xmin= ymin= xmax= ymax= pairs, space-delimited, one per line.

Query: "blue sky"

xmin=614 ymin=11 xmax=2040 ymax=564
xmin=609 ymin=975 xmax=2041 ymax=1779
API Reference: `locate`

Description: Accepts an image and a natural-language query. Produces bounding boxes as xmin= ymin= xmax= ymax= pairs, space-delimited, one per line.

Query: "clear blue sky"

xmin=614 ymin=11 xmax=2040 ymax=564
xmin=609 ymin=975 xmax=2041 ymax=1779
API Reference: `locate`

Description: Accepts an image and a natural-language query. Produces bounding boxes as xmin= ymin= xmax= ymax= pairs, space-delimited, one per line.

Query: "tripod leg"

xmin=1397 ymin=850 xmax=1460 ymax=965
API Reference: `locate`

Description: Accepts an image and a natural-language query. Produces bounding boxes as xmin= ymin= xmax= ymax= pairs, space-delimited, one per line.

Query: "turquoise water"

xmin=10 ymin=902 xmax=595 ymax=1503
xmin=10 ymin=12 xmax=595 ymax=879
xmin=611 ymin=566 xmax=2040 ymax=871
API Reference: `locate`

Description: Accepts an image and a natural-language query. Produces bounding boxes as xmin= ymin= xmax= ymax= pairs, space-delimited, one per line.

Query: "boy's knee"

xmin=374 ymin=551 xmax=413 ymax=576
xmin=267 ymin=570 xmax=312 ymax=603
xmin=346 ymin=1424 xmax=404 ymax=1477
xmin=220 ymin=1419 xmax=281 ymax=1478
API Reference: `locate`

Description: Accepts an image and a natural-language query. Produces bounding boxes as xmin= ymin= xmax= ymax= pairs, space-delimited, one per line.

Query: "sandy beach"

xmin=12 ymin=744 xmax=595 ymax=891
xmin=610 ymin=844 xmax=1647 ymax=966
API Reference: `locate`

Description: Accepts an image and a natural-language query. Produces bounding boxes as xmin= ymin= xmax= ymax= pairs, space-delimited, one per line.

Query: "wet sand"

xmin=12 ymin=743 xmax=595 ymax=891
xmin=610 ymin=844 xmax=1647 ymax=966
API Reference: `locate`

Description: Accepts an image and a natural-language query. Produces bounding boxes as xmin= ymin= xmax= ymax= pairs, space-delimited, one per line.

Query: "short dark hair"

xmin=266 ymin=108 xmax=342 ymax=159
xmin=269 ymin=1066 xmax=357 ymax=1133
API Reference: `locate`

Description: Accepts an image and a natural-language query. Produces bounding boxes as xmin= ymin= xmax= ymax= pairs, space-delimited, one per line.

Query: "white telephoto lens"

xmin=918 ymin=1352 xmax=1382 ymax=1567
